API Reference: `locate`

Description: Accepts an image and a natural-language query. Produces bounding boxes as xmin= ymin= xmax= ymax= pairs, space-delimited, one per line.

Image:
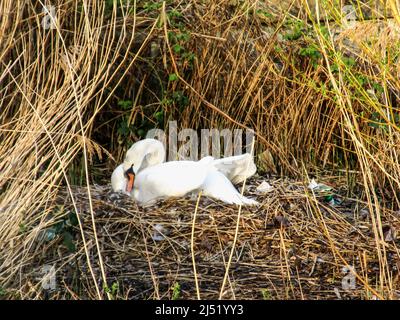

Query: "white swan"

xmin=111 ymin=138 xmax=258 ymax=206
xmin=132 ymin=156 xmax=215 ymax=205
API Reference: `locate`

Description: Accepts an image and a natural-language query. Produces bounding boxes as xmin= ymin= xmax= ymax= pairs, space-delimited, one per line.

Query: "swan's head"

xmin=122 ymin=154 xmax=140 ymax=194
xmin=122 ymin=138 xmax=166 ymax=192
xmin=123 ymin=165 xmax=135 ymax=193
xmin=111 ymin=164 xmax=131 ymax=195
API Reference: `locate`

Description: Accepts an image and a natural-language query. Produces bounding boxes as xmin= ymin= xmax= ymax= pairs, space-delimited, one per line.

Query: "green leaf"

xmin=143 ymin=1 xmax=162 ymax=12
xmin=274 ymin=45 xmax=282 ymax=53
xmin=161 ymin=98 xmax=173 ymax=106
xmin=261 ymin=289 xmax=271 ymax=299
xmin=182 ymin=52 xmax=195 ymax=63
xmin=154 ymin=110 xmax=164 ymax=123
xmin=172 ymin=282 xmax=181 ymax=300
xmin=173 ymin=44 xmax=183 ymax=54
xmin=320 ymin=26 xmax=329 ymax=40
xmin=256 ymin=9 xmax=272 ymax=18
xmin=299 ymin=45 xmax=321 ymax=59
xmin=355 ymin=75 xmax=367 ymax=86
xmin=372 ymin=82 xmax=384 ymax=94
xmin=117 ymin=100 xmax=132 ymax=110
xmin=176 ymin=32 xmax=190 ymax=42
xmin=331 ymin=63 xmax=339 ymax=73
xmin=111 ymin=282 xmax=119 ymax=296
xmin=284 ymin=21 xmax=303 ymax=41
xmin=168 ymin=9 xmax=182 ymax=18
xmin=168 ymin=31 xmax=177 ymax=43
xmin=343 ymin=56 xmax=356 ymax=67
xmin=117 ymin=120 xmax=130 ymax=136
xmin=169 ymin=73 xmax=178 ymax=81
xmin=19 ymin=223 xmax=27 ymax=234
xmin=172 ymin=91 xmax=188 ymax=107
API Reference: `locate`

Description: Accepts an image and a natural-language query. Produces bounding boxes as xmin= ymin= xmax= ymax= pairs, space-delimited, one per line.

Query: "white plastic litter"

xmin=308 ymin=179 xmax=332 ymax=192
xmin=308 ymin=179 xmax=319 ymax=190
xmin=256 ymin=181 xmax=274 ymax=194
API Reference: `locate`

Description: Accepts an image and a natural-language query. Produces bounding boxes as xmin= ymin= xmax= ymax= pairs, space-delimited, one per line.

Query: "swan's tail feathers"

xmin=213 ymin=153 xmax=257 ymax=184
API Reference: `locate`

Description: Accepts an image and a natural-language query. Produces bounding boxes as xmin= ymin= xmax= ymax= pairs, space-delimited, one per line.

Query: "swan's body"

xmin=111 ymin=138 xmax=258 ymax=206
xmin=132 ymin=156 xmax=214 ymax=205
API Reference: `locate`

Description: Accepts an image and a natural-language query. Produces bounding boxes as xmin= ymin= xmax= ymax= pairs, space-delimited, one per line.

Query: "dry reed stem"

xmin=191 ymin=190 xmax=202 ymax=300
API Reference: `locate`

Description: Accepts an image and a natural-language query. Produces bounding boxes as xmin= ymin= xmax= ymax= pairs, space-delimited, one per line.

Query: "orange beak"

xmin=126 ymin=172 xmax=135 ymax=193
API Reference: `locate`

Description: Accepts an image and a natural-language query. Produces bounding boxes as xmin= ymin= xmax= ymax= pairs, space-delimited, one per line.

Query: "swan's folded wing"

xmin=212 ymin=153 xmax=256 ymax=184
xmin=201 ymin=171 xmax=258 ymax=206
xmin=138 ymin=160 xmax=211 ymax=199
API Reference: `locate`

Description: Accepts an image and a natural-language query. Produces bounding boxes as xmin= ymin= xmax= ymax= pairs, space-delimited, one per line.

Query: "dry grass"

xmin=1 ymin=0 xmax=400 ymax=299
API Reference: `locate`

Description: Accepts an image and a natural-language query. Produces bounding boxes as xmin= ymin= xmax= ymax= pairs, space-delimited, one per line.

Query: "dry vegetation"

xmin=1 ymin=0 xmax=400 ymax=299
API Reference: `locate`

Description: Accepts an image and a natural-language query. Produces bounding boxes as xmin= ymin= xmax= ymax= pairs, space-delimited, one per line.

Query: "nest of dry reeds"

xmin=13 ymin=174 xmax=400 ymax=300
xmin=1 ymin=0 xmax=400 ymax=299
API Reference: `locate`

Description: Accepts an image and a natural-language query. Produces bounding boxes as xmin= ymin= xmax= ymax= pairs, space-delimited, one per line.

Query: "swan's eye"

xmin=124 ymin=166 xmax=135 ymax=178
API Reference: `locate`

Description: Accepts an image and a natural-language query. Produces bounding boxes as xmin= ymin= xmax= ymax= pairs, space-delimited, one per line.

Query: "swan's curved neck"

xmin=138 ymin=142 xmax=165 ymax=172
xmin=123 ymin=139 xmax=166 ymax=176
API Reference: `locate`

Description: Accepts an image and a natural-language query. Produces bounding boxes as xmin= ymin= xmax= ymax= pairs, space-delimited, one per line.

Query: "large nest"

xmin=22 ymin=175 xmax=400 ymax=300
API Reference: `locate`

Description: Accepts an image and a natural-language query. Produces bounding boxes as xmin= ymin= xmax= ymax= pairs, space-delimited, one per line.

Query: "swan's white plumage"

xmin=201 ymin=170 xmax=259 ymax=206
xmin=111 ymin=164 xmax=129 ymax=195
xmin=132 ymin=156 xmax=215 ymax=205
xmin=122 ymin=138 xmax=165 ymax=174
xmin=112 ymin=138 xmax=258 ymax=206
xmin=212 ymin=153 xmax=257 ymax=184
